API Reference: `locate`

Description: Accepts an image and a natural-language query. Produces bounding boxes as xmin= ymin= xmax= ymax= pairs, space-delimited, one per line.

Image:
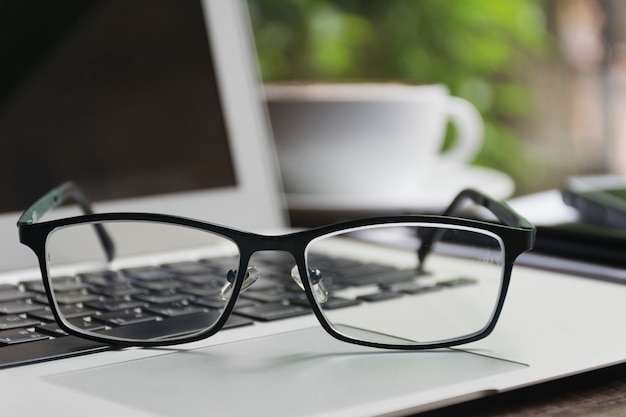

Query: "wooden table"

xmin=416 ymin=363 xmax=626 ymax=416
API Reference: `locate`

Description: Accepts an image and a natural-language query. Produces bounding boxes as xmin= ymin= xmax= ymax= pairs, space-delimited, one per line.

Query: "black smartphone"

xmin=562 ymin=176 xmax=626 ymax=229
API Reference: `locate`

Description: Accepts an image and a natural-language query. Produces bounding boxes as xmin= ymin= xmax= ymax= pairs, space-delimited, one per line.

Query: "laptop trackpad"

xmin=46 ymin=327 xmax=526 ymax=416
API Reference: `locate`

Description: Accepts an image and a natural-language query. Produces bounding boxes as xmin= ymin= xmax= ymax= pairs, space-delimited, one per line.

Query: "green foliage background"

xmin=247 ymin=0 xmax=552 ymax=193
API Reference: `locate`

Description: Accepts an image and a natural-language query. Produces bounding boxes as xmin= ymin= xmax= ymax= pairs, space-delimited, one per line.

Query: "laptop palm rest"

xmin=45 ymin=327 xmax=526 ymax=416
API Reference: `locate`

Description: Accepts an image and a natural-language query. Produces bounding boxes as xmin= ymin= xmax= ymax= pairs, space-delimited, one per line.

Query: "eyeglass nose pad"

xmin=219 ymin=266 xmax=260 ymax=301
xmin=290 ymin=265 xmax=329 ymax=303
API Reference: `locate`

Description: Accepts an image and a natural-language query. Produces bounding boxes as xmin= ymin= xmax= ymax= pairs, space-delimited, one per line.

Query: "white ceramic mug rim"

xmin=263 ymin=83 xmax=449 ymax=102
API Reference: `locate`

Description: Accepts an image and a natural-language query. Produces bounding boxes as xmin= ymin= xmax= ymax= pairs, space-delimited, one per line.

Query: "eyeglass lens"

xmin=44 ymin=221 xmax=242 ymax=343
xmin=305 ymin=224 xmax=505 ymax=346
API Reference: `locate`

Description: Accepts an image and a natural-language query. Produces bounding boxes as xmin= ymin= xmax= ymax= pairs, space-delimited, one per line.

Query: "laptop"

xmin=0 ymin=1 xmax=625 ymax=416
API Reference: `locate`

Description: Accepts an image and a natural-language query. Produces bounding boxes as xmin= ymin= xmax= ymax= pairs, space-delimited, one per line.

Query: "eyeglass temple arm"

xmin=442 ymin=189 xmax=533 ymax=229
xmin=417 ymin=188 xmax=534 ymax=269
xmin=17 ymin=182 xmax=115 ymax=261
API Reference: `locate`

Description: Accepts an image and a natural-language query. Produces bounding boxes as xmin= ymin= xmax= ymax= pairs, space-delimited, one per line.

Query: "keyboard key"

xmin=0 ymin=315 xmax=41 ymax=330
xmin=293 ymin=296 xmax=362 ymax=310
xmin=0 ymin=289 xmax=35 ymax=303
xmin=133 ymin=292 xmax=188 ymax=304
xmin=27 ymin=305 xmax=97 ymax=322
xmin=0 ymin=284 xmax=18 ymax=291
xmin=35 ymin=322 xmax=68 ymax=337
xmin=36 ymin=319 xmax=106 ymax=337
xmin=0 ymin=329 xmax=49 ymax=345
xmin=175 ymin=273 xmax=225 ymax=286
xmin=80 ymin=270 xmax=125 ymax=286
xmin=192 ymin=295 xmax=257 ymax=310
xmin=94 ymin=311 xmax=247 ymax=341
xmin=244 ymin=278 xmax=286 ymax=292
xmin=144 ymin=303 xmax=208 ymax=317
xmin=24 ymin=280 xmax=88 ymax=294
xmin=48 ymin=291 xmax=100 ymax=304
xmin=0 ymin=335 xmax=111 ymax=368
xmin=26 ymin=309 xmax=59 ymax=322
xmin=162 ymin=261 xmax=216 ymax=275
xmin=192 ymin=296 xmax=228 ymax=309
xmin=88 ymin=283 xmax=144 ymax=298
xmin=86 ymin=299 xmax=146 ymax=312
xmin=241 ymin=289 xmax=302 ymax=303
xmin=0 ymin=300 xmax=44 ymax=315
xmin=380 ymin=281 xmax=441 ymax=295
xmin=133 ymin=280 xmax=184 ymax=291
xmin=178 ymin=285 xmax=221 ymax=297
xmin=335 ymin=265 xmax=405 ymax=286
xmin=321 ymin=297 xmax=363 ymax=310
xmin=225 ymin=315 xmax=255 ymax=329
xmin=235 ymin=302 xmax=311 ymax=321
xmin=92 ymin=310 xmax=160 ymax=326
xmin=60 ymin=304 xmax=98 ymax=318
xmin=123 ymin=267 xmax=176 ymax=281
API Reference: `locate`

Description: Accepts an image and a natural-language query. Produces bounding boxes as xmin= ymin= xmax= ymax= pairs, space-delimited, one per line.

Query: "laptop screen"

xmin=0 ymin=0 xmax=236 ymax=213
xmin=0 ymin=0 xmax=286 ymax=272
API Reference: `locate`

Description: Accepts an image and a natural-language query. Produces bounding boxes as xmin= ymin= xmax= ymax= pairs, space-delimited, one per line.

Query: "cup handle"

xmin=440 ymin=97 xmax=484 ymax=164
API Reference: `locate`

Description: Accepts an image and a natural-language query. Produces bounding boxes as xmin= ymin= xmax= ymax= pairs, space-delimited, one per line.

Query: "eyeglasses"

xmin=18 ymin=182 xmax=535 ymax=350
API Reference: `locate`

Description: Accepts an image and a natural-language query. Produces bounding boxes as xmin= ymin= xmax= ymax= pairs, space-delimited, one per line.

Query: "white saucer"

xmin=285 ymin=165 xmax=515 ymax=212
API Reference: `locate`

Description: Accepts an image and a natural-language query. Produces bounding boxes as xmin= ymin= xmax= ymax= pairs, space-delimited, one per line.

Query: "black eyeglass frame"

xmin=18 ymin=182 xmax=535 ymax=350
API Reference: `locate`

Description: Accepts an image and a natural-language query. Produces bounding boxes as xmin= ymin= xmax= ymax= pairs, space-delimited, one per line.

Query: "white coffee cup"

xmin=264 ymin=83 xmax=484 ymax=199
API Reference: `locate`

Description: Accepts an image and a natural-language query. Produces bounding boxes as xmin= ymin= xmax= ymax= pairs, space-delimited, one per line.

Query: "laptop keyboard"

xmin=0 ymin=253 xmax=473 ymax=369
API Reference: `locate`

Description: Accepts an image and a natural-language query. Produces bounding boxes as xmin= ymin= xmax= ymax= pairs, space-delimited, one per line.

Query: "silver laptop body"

xmin=0 ymin=1 xmax=624 ymax=416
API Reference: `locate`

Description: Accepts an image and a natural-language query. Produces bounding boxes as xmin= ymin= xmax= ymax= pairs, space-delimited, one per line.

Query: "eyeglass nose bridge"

xmin=219 ymin=262 xmax=329 ymax=304
xmin=218 ymin=249 xmax=329 ymax=305
xmin=217 ymin=233 xmax=330 ymax=303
